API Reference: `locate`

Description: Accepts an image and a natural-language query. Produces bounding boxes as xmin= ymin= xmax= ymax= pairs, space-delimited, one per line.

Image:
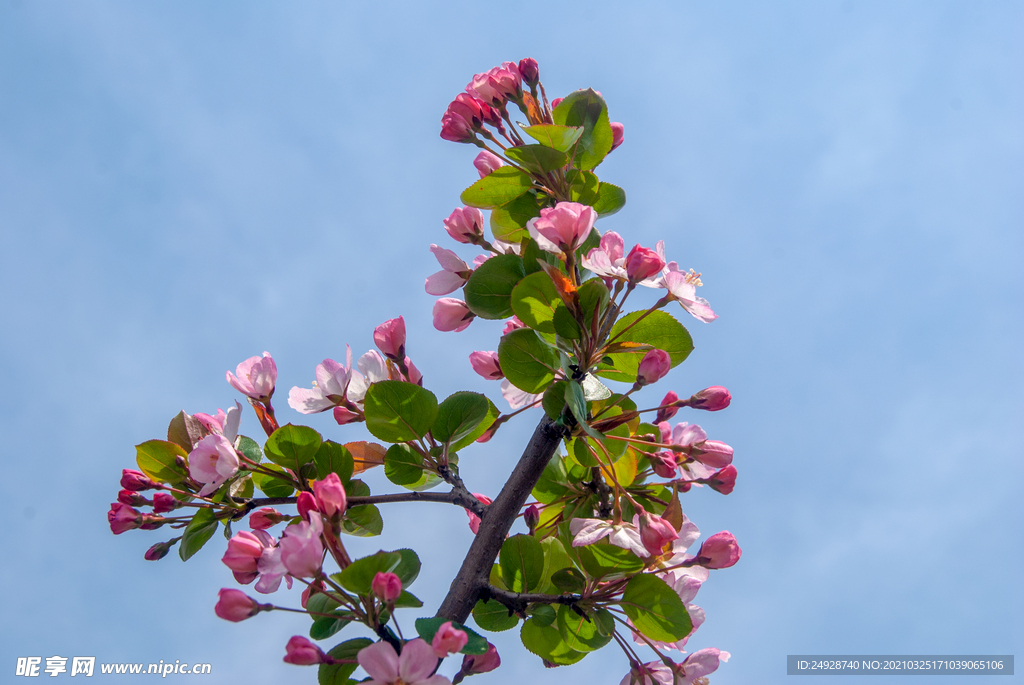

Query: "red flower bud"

xmin=215 ymin=588 xmax=261 ymax=622
xmin=655 ymin=391 xmax=681 ymax=424
xmin=639 ymin=511 xmax=679 ymax=556
xmin=120 ymin=469 xmax=156 ymax=492
xmin=144 ymin=540 xmax=174 ymax=561
xmin=283 ymin=636 xmax=325 ymax=665
xmin=373 ymin=316 xmax=406 ymax=361
xmin=689 ymin=386 xmax=731 ymax=411
xmin=296 ymin=491 xmax=319 ymax=521
xmin=518 ymin=58 xmax=539 ymax=86
xmin=705 ymin=464 xmax=737 ymax=495
xmin=696 ymin=531 xmax=742 ymax=569
xmin=371 ymin=572 xmax=403 ymax=603
xmin=610 ymin=122 xmax=625 ymax=151
xmin=151 ymin=492 xmax=177 ymax=514
xmin=462 ymin=643 xmax=501 ymax=674
xmin=637 ymin=349 xmax=672 ymax=386
xmin=107 ymin=502 xmax=141 ymax=535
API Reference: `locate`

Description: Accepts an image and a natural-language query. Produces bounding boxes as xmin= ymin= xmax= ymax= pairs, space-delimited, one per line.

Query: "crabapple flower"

xmin=655 ymin=390 xmax=681 ymax=423
xmin=215 ymin=589 xmax=262 ymax=622
xmin=469 ymin=351 xmax=502 ymax=380
xmin=443 ymin=206 xmax=484 ymax=244
xmin=346 ymin=350 xmax=389 ymax=404
xmin=144 ymin=540 xmax=173 ymax=561
xmin=651 ymin=451 xmax=679 ymax=479
xmin=357 ymin=639 xmax=450 ymax=685
xmin=372 ymin=572 xmax=402 ymax=603
xmin=466 ymin=494 xmax=491 ymax=534
xmin=610 ymin=122 xmax=625 ymax=151
xmin=661 ymin=268 xmax=717 ymax=323
xmin=638 ymin=510 xmax=679 ymax=556
xmin=120 ymin=469 xmax=156 ymax=492
xmin=313 ymin=473 xmax=347 ymax=518
xmin=462 ymin=643 xmax=500 ymax=675
xmin=255 ymin=544 xmax=292 ymax=594
xmin=433 ymin=298 xmax=475 ymax=332
xmin=518 ymin=57 xmax=539 ymax=86
xmin=374 ymin=316 xmax=406 ymax=361
xmin=283 ymin=636 xmax=326 ymax=666
xmin=279 ymin=515 xmax=324 ymax=578
xmin=466 ymin=61 xmax=522 ymax=107
xmin=582 ymin=231 xmax=626 ymax=280
xmin=431 ymin=621 xmax=469 ymax=658
xmin=227 ymin=352 xmax=277 ymax=401
xmin=151 ymin=492 xmax=177 ymax=514
xmin=619 ymin=662 xmax=675 ymax=685
xmin=288 ymin=355 xmax=354 ymax=415
xmin=695 ymin=531 xmax=741 ymax=569
xmin=188 ymin=434 xmax=239 ymax=497
xmin=440 ymin=112 xmax=474 ymax=143
xmin=678 ymin=649 xmax=730 ymax=681
xmin=624 ymin=244 xmax=664 ymax=282
xmin=473 ymin=150 xmax=504 ymax=177
xmin=527 ymin=202 xmax=597 ymax=254
xmin=689 ymin=386 xmax=731 ymax=411
xmin=296 ymin=491 xmax=319 ymax=521
xmin=637 ymin=349 xmax=672 ymax=386
xmin=703 ymin=465 xmax=737 ymax=495
xmin=570 ymin=517 xmax=648 ymax=558
xmin=500 ymin=379 xmax=541 ymax=410
xmin=250 ymin=507 xmax=285 ymax=530
xmin=107 ymin=502 xmax=141 ymax=535
xmin=502 ymin=316 xmax=526 ymax=335
xmin=222 ymin=530 xmax=273 ymax=583
xmin=425 ymin=245 xmax=472 ymax=296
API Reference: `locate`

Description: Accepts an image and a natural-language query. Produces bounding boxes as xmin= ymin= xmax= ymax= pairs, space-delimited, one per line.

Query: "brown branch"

xmin=480 ymin=584 xmax=583 ymax=615
xmin=435 ymin=415 xmax=567 ymax=623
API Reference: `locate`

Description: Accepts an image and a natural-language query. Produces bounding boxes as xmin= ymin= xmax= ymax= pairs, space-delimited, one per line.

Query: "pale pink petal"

xmin=599 ymin=231 xmax=625 ymax=263
xmin=397 ymin=638 xmax=439 ymax=683
xmin=358 ymin=642 xmax=401 ymax=683
xmin=426 ymin=269 xmax=467 ymax=296
xmin=500 ymin=379 xmax=541 ymax=409
xmin=673 ymin=423 xmax=707 ymax=446
xmin=430 ymin=244 xmax=469 ymax=272
xmin=288 ymin=386 xmax=333 ymax=414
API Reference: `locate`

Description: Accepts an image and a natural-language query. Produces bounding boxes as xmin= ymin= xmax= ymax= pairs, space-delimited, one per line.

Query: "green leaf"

xmin=620 ymin=574 xmax=694 ymax=642
xmin=383 ymin=444 xmax=440 ymax=491
xmin=363 ymin=381 xmax=438 ymax=443
xmin=511 ymin=271 xmax=563 ymax=334
xmin=135 ymin=440 xmax=189 ymax=485
xmin=337 ymin=551 xmax=402 ymax=594
xmin=318 ymin=638 xmax=373 ymax=685
xmin=537 ymin=537 xmax=576 ymax=594
xmin=391 ymin=548 xmax=421 ymax=587
xmin=527 ymin=604 xmax=557 ymax=627
xmin=533 ymin=455 xmax=570 ymax=505
xmin=551 ymin=567 xmax=587 ymax=594
xmin=179 ymin=507 xmax=218 ymax=561
xmin=565 ymin=381 xmax=603 ymax=441
xmin=541 ymin=380 xmax=568 ymax=420
xmin=521 ymin=236 xmax=558 ymax=275
xmin=393 ymin=590 xmax=422 ymax=608
xmin=264 ymin=425 xmax=322 ymax=473
xmin=433 ymin=392 xmax=491 ymax=445
xmin=576 ymin=541 xmax=645 ymax=579
xmin=593 ymin=182 xmax=626 ymax=216
xmin=596 ymin=311 xmax=694 ymax=383
xmin=449 ymin=396 xmax=499 ymax=453
xmin=310 ymin=611 xmax=352 ymax=640
xmin=236 ymin=435 xmax=264 ymax=464
xmin=490 ymin=194 xmax=540 ymax=243
xmin=565 ymin=169 xmax=600 ymax=205
xmin=552 ymin=305 xmax=582 ymax=340
xmin=340 ymin=503 xmax=383 ymax=537
xmin=522 ymin=124 xmax=584 ymax=152
xmin=520 ymin=618 xmax=587 ymax=665
xmin=314 ymin=441 xmax=354 ymax=483
xmin=464 ymin=254 xmax=526 ymax=320
xmin=252 ymin=465 xmax=295 ymax=497
xmin=414 ymin=618 xmax=488 ymax=655
xmin=577 ymin=278 xmax=610 ymax=325
xmin=498 ymin=328 xmax=558 ymax=394
xmin=504 ymin=144 xmax=569 ymax=174
xmin=552 ymin=89 xmax=614 ymax=171
xmin=461 ymin=167 xmax=533 ymax=209
xmin=472 ymin=599 xmax=520 ymax=632
xmin=498 ymin=534 xmax=544 ymax=593
xmin=556 ymin=605 xmax=614 ymax=653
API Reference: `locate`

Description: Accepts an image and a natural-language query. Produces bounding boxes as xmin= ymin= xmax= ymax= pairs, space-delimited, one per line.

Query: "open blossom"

xmin=279 ymin=515 xmax=324 ymax=579
xmin=283 ymin=636 xmax=326 ymax=666
xmin=473 ymin=150 xmax=504 ymax=177
xmin=288 ymin=352 xmax=354 ymax=414
xmin=433 ymin=298 xmax=475 ymax=332
xmin=345 ymin=350 xmax=389 ymax=403
xmin=500 ymin=379 xmax=540 ymax=410
xmin=431 ymin=621 xmax=468 ymax=658
xmin=570 ymin=517 xmax=648 ymax=558
xmin=466 ymin=61 xmax=522 ymax=107
xmin=215 ymin=589 xmax=262 ymax=623
xmin=188 ymin=434 xmax=239 ymax=497
xmin=660 ymin=420 xmax=734 ymax=470
xmin=227 ymin=352 xmax=277 ymax=401
xmin=582 ymin=230 xmax=626 ymax=279
xmin=374 ymin=316 xmax=406 ymax=361
xmin=443 ymin=206 xmax=484 ymax=244
xmin=527 ymin=202 xmax=597 ymax=254
xmin=358 ymin=639 xmax=450 ymax=685
xmin=469 ymin=351 xmax=502 ymax=380
xmin=661 ymin=267 xmax=717 ymax=323
xmin=425 ymin=245 xmax=472 ymax=296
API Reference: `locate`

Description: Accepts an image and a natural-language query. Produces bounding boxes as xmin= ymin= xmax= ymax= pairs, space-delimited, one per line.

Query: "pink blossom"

xmin=527 ymin=202 xmax=597 ymax=254
xmin=288 ymin=353 xmax=354 ymax=415
xmin=431 ymin=621 xmax=469 ymax=658
xmin=661 ymin=268 xmax=717 ymax=323
xmin=704 ymin=465 xmax=738 ymax=495
xmin=689 ymin=386 xmax=731 ymax=411
xmin=637 ymin=349 xmax=672 ymax=386
xmin=215 ymin=589 xmax=261 ymax=622
xmin=227 ymin=352 xmax=277 ymax=401
xmin=582 ymin=230 xmax=626 ymax=280
xmin=283 ymin=636 xmax=325 ymax=666
xmin=222 ymin=530 xmax=272 ymax=581
xmin=655 ymin=390 xmax=681 ymax=424
xmin=374 ymin=316 xmax=406 ymax=361
xmin=372 ymin=572 xmax=403 ymax=603
xmin=624 ymin=244 xmax=664 ymax=282
xmin=440 ymin=112 xmax=475 ymax=143
xmin=638 ymin=511 xmax=679 ymax=556
xmin=188 ymin=434 xmax=240 ymax=497
xmin=443 ymin=206 xmax=484 ymax=244
xmin=469 ymin=351 xmax=503 ymax=380
xmin=679 ymin=648 xmax=730 ymax=681
xmin=433 ymin=298 xmax=475 ymax=332
xmin=120 ymin=469 xmax=156 ymax=492
xmin=570 ymin=517 xmax=648 ymax=558
xmin=651 ymin=451 xmax=679 ymax=479
xmin=249 ymin=507 xmax=285 ymax=530
xmin=358 ymin=639 xmax=449 ymax=685
xmin=466 ymin=494 xmax=492 ymax=534
xmin=313 ymin=473 xmax=347 ymax=518
xmin=461 ymin=643 xmax=500 ymax=675
xmin=610 ymin=122 xmax=625 ymax=151
xmin=296 ymin=491 xmax=319 ymax=521
xmin=107 ymin=502 xmax=141 ymax=535
xmin=696 ymin=531 xmax=741 ymax=569
xmin=466 ymin=62 xmax=522 ymax=107
xmin=518 ymin=57 xmax=539 ymax=85
xmin=425 ymin=245 xmax=472 ymax=296
xmin=619 ymin=662 xmax=675 ymax=685
xmin=500 ymin=379 xmax=541 ymax=410
xmin=473 ymin=150 xmax=505 ymax=178
xmin=279 ymin=515 xmax=324 ymax=578
xmin=502 ymin=316 xmax=526 ymax=335
xmin=255 ymin=543 xmax=293 ymax=594
xmin=345 ymin=350 xmax=390 ymax=404
xmin=151 ymin=492 xmax=177 ymax=514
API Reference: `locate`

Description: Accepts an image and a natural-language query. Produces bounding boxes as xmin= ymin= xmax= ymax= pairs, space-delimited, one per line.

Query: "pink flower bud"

xmin=433 ymin=298 xmax=475 ymax=332
xmin=249 ymin=507 xmax=284 ymax=530
xmin=151 ymin=492 xmax=177 ymax=514
xmin=466 ymin=494 xmax=492 ymax=534
xmin=469 ymin=351 xmax=503 ymax=380
xmin=332 ymin=406 xmax=360 ymax=425
xmin=107 ymin=502 xmax=141 ymax=535
xmin=502 ymin=316 xmax=526 ymax=335
xmin=705 ymin=465 xmax=737 ymax=495
xmin=624 ymin=245 xmax=664 ymax=282
xmin=215 ymin=588 xmax=261 ymax=622
xmin=689 ymin=386 xmax=731 ymax=412
xmin=473 ymin=150 xmax=505 ymax=178
xmin=691 ymin=440 xmax=734 ymax=469
xmin=226 ymin=351 xmax=277 ymax=401
xmin=524 ymin=504 xmax=540 ymax=533
xmin=283 ymin=636 xmax=325 ymax=665
xmin=447 ymin=93 xmax=487 ymax=128
xmin=440 ymin=112 xmax=475 ymax=143
xmin=527 ymin=201 xmax=597 ymax=254
xmin=443 ymin=206 xmax=485 ymax=244
xmin=610 ymin=122 xmax=625 ymax=151
xmin=432 ymin=621 xmax=469 ymax=657
xmin=550 ymin=97 xmax=563 ymax=109
xmin=655 ymin=391 xmax=681 ymax=424
xmin=373 ymin=316 xmax=406 ymax=361
xmin=518 ymin=58 xmax=539 ymax=86
xmin=637 ymin=349 xmax=672 ymax=386
xmin=144 ymin=540 xmax=173 ymax=561
xmin=301 ymin=580 xmax=323 ymax=609
xmin=296 ymin=491 xmax=319 ymax=522
xmin=651 ymin=451 xmax=679 ymax=479
xmin=222 ymin=530 xmax=268 ymax=575
xmin=639 ymin=511 xmax=679 ymax=556
xmin=462 ymin=643 xmax=501 ymax=674
xmin=120 ymin=469 xmax=156 ymax=492
xmin=404 ymin=357 xmax=423 ymax=385
xmin=696 ymin=531 xmax=742 ymax=569
xmin=371 ymin=572 xmax=403 ymax=603
xmin=117 ymin=489 xmax=147 ymax=506
xmin=313 ymin=473 xmax=347 ymax=518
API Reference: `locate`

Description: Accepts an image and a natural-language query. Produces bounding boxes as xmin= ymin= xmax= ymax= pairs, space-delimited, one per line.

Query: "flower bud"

xmin=144 ymin=540 xmax=174 ymax=561
xmin=373 ymin=316 xmax=406 ymax=361
xmin=550 ymin=97 xmax=563 ymax=109
xmin=332 ymin=406 xmax=360 ymax=425
xmin=637 ymin=349 xmax=672 ymax=386
xmin=466 ymin=494 xmax=492 ymax=534
xmin=301 ymin=579 xmax=324 ymax=609
xmin=120 ymin=469 xmax=156 ymax=492
xmin=705 ymin=465 xmax=737 ymax=495
xmin=404 ymin=357 xmax=423 ymax=385
xmin=502 ymin=316 xmax=526 ymax=335
xmin=107 ymin=502 xmax=141 ymax=535
xmin=518 ymin=58 xmax=539 ymax=86
xmin=222 ymin=530 xmax=268 ymax=576
xmin=296 ymin=491 xmax=320 ymax=521
xmin=639 ymin=511 xmax=679 ymax=556
xmin=313 ymin=473 xmax=347 ymax=518
xmin=117 ymin=489 xmax=147 ymax=506
xmin=371 ymin=572 xmax=403 ymax=603
xmin=473 ymin=150 xmax=505 ymax=178
xmin=610 ymin=122 xmax=625 ymax=151
xmin=624 ymin=245 xmax=664 ymax=282
xmin=469 ymin=351 xmax=503 ymax=380
xmin=443 ymin=206 xmax=485 ymax=244
xmin=651 ymin=451 xmax=679 ymax=479
xmin=689 ymin=386 xmax=731 ymax=412
xmin=249 ymin=507 xmax=285 ymax=530
xmin=523 ymin=504 xmax=540 ymax=534
xmin=691 ymin=440 xmax=733 ymax=469
xmin=215 ymin=588 xmax=261 ymax=622
xmin=432 ymin=621 xmax=469 ymax=658
xmin=462 ymin=643 xmax=501 ymax=675
xmin=696 ymin=531 xmax=742 ymax=569
xmin=440 ymin=112 xmax=476 ymax=143
xmin=283 ymin=636 xmax=325 ymax=665
xmin=433 ymin=298 xmax=475 ymax=333
xmin=151 ymin=492 xmax=177 ymax=514
xmin=655 ymin=391 xmax=681 ymax=424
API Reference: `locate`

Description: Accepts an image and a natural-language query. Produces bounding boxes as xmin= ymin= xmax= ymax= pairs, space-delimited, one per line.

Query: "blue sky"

xmin=1 ymin=1 xmax=1020 ymax=683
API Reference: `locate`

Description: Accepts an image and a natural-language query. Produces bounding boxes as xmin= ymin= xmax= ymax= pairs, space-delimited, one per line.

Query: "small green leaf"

xmin=179 ymin=507 xmax=218 ymax=561
xmin=415 ymin=618 xmax=488 ymax=654
xmin=511 ymin=271 xmax=563 ymax=334
xmin=593 ymin=182 xmax=626 ymax=216
xmin=541 ymin=380 xmax=568 ymax=420
xmin=527 ymin=603 xmax=557 ymax=627
xmin=532 ymin=455 xmax=570 ymax=504
xmin=552 ymin=306 xmax=582 ymax=340
xmin=383 ymin=444 xmax=440 ymax=491
xmin=551 ymin=567 xmax=587 ymax=594
xmin=264 ymin=425 xmax=322 ymax=473
xmin=498 ymin=534 xmax=544 ymax=593
xmin=337 ymin=551 xmax=402 ymax=594
xmin=449 ymin=396 xmax=499 ymax=453
xmin=504 ymin=144 xmax=569 ymax=174
xmin=556 ymin=605 xmax=614 ymax=652
xmin=392 ymin=548 xmax=421 ymax=587
xmin=363 ymin=381 xmax=438 ymax=443
xmin=314 ymin=440 xmax=354 ymax=483
xmin=576 ymin=541 xmax=645 ymax=579
xmin=577 ymin=278 xmax=610 ymax=325
xmin=490 ymin=194 xmax=540 ymax=243
xmin=461 ymin=167 xmax=533 ymax=209
xmin=498 ymin=328 xmax=558 ymax=394
xmin=135 ymin=440 xmax=189 ymax=485
xmin=520 ymin=617 xmax=587 ymax=665
xmin=318 ymin=638 xmax=373 ymax=685
xmin=473 ymin=599 xmax=520 ymax=632
xmin=433 ymin=392 xmax=491 ymax=445
xmin=252 ymin=465 xmax=295 ymax=497
xmin=464 ymin=254 xmax=526 ymax=320
xmin=522 ymin=124 xmax=584 ymax=152
xmin=565 ymin=169 xmax=600 ymax=205
xmin=552 ymin=89 xmax=614 ymax=171
xmin=340 ymin=504 xmax=383 ymax=537
xmin=620 ymin=574 xmax=694 ymax=642
xmin=310 ymin=612 xmax=352 ymax=640
xmin=596 ymin=311 xmax=694 ymax=383
xmin=537 ymin=537 xmax=576 ymax=594
xmin=236 ymin=435 xmax=264 ymax=464
xmin=393 ymin=590 xmax=422 ymax=608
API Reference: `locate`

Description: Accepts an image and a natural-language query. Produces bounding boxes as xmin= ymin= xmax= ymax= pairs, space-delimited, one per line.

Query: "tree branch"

xmin=242 ymin=490 xmax=487 ymax=516
xmin=435 ymin=414 xmax=567 ymax=623
xmin=480 ymin=584 xmax=583 ymax=615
